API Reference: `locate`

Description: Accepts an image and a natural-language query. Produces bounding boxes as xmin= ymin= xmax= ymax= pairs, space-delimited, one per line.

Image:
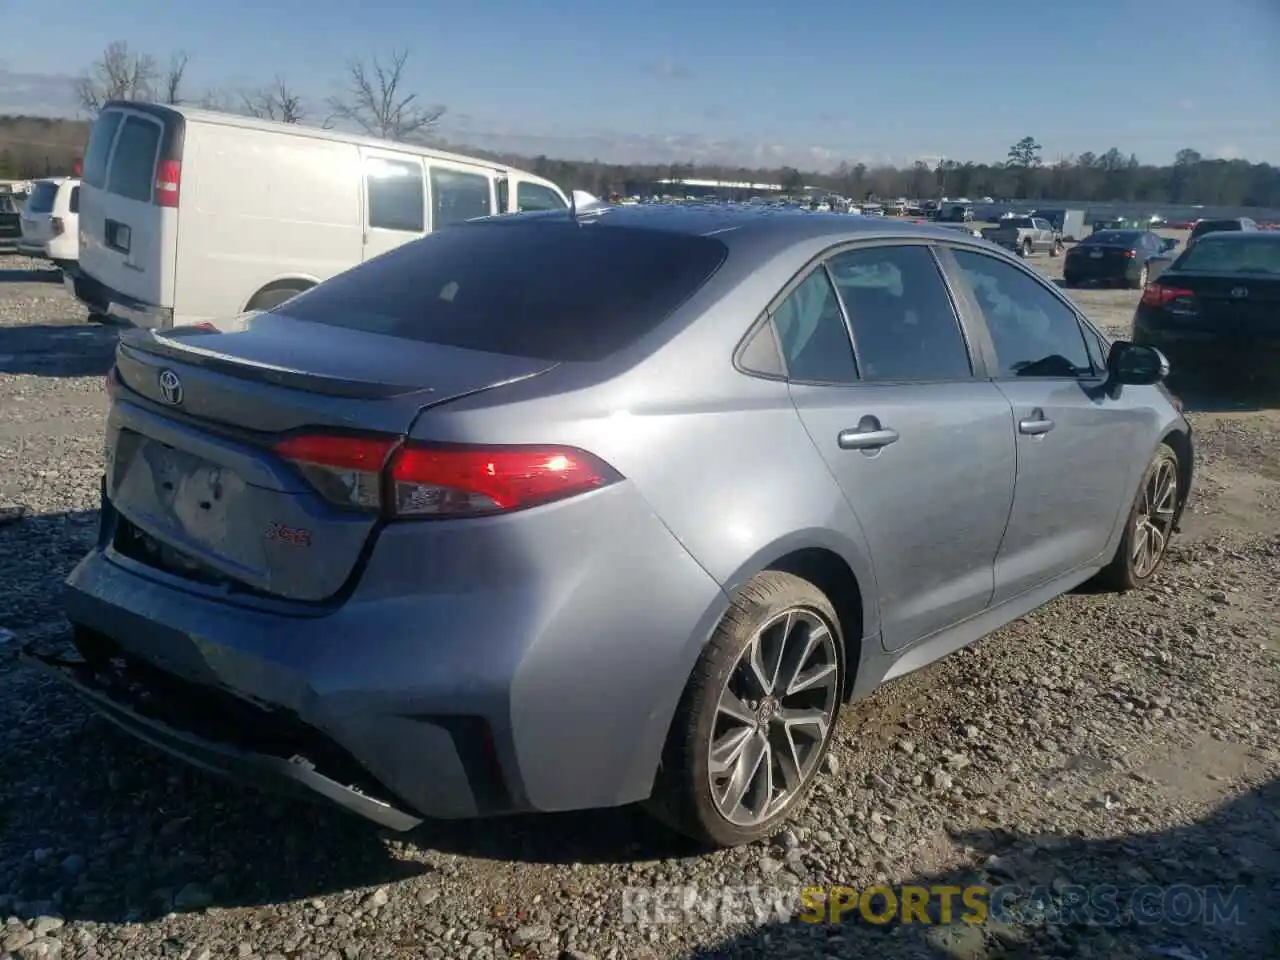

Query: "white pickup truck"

xmin=979 ymin=216 xmax=1063 ymax=257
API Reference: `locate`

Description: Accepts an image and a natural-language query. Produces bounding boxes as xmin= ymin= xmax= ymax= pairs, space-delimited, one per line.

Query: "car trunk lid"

xmin=1151 ymin=272 xmax=1280 ymax=335
xmin=107 ymin=314 xmax=558 ymax=602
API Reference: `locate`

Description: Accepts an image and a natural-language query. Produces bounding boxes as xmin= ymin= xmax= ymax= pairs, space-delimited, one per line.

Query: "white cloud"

xmin=0 ymin=68 xmax=79 ymax=116
xmin=1214 ymin=143 xmax=1242 ymax=160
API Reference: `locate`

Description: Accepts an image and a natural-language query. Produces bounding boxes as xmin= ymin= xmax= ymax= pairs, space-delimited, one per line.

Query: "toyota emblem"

xmin=157 ymin=369 xmax=184 ymax=405
xmin=1230 ymin=286 xmax=1249 ymax=299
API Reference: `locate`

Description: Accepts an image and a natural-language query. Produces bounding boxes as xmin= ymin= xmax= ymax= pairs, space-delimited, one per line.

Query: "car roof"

xmin=1184 ymin=229 xmax=1280 ymax=242
xmin=494 ymin=202 xmax=999 ymax=256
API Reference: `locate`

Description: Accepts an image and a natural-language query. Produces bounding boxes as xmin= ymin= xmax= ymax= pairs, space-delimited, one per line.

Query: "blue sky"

xmin=2 ymin=0 xmax=1277 ymax=170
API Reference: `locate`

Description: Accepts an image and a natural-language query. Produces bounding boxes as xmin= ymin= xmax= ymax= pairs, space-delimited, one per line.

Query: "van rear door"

xmin=78 ymin=103 xmax=183 ymax=324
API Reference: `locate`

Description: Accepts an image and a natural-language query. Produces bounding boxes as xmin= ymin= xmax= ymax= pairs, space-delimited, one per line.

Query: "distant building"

xmin=624 ymin=177 xmax=792 ymax=201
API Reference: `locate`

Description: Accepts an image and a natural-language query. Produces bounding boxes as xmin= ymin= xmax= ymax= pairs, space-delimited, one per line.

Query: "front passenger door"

xmin=945 ymin=248 xmax=1142 ymax=603
xmin=784 ymin=243 xmax=1018 ymax=652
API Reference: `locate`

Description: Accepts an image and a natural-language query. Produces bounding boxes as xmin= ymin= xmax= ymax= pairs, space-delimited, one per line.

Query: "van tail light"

xmin=155 ymin=160 xmax=181 ymax=208
xmin=51 ymin=217 xmax=65 ymax=236
xmin=272 ymin=434 xmax=620 ymax=518
xmin=1141 ymin=283 xmax=1196 ymax=308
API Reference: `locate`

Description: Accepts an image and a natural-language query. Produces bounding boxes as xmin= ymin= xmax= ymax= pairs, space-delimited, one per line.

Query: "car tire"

xmin=1021 ymin=239 xmax=1033 ymax=258
xmin=645 ymin=570 xmax=845 ymax=848
xmin=1130 ymin=265 xmax=1149 ymax=290
xmin=1095 ymin=444 xmax=1181 ymax=592
xmin=1051 ymin=239 xmax=1064 ymax=256
xmin=1062 ymin=274 xmax=1078 ymax=288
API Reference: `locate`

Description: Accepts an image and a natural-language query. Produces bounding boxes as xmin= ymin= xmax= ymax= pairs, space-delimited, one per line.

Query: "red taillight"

xmin=1141 ymin=283 xmax=1196 ymax=308
xmin=387 ymin=444 xmax=618 ymax=518
xmin=1122 ymin=249 xmax=1136 ymax=258
xmin=273 ymin=433 xmax=619 ymax=518
xmin=72 ymin=159 xmax=83 ymax=177
xmin=155 ymin=160 xmax=181 ymax=208
xmin=273 ymin=433 xmax=397 ymax=511
xmin=50 ymin=217 xmax=65 ymax=237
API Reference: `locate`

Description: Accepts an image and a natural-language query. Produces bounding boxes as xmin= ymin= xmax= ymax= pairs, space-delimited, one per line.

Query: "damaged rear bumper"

xmin=22 ymin=635 xmax=423 ymax=832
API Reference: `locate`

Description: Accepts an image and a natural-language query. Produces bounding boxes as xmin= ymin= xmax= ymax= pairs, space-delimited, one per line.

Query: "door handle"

xmin=1018 ymin=408 xmax=1054 ymax=435
xmin=838 ymin=418 xmax=900 ymax=450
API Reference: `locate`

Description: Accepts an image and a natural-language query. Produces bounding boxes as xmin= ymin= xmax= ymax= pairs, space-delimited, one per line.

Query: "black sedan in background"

xmin=1133 ymin=231 xmax=1280 ymax=378
xmin=1063 ymin=229 xmax=1178 ymax=289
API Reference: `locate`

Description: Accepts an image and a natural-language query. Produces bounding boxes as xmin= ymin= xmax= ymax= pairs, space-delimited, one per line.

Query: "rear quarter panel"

xmin=175 ymin=122 xmax=364 ymax=322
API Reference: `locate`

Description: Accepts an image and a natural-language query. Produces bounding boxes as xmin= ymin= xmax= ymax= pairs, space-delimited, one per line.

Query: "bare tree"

xmin=75 ymin=41 xmax=158 ymax=114
xmin=240 ymin=76 xmax=306 ymax=123
xmin=325 ymin=49 xmax=444 ymax=142
xmin=162 ymin=52 xmax=189 ymax=105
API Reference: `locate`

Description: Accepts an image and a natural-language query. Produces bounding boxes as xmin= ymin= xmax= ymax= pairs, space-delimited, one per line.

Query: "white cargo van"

xmin=18 ymin=177 xmax=80 ymax=268
xmin=68 ymin=101 xmax=570 ymax=329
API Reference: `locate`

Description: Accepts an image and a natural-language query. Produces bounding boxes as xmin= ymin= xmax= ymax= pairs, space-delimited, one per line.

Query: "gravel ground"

xmin=1 ymin=249 xmax=1278 ymax=960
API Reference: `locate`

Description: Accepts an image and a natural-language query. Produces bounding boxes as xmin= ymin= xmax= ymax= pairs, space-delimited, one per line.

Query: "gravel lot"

xmin=1 ymin=247 xmax=1278 ymax=960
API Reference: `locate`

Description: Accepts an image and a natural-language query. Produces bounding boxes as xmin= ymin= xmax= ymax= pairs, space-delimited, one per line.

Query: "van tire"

xmin=246 ymin=283 xmax=311 ymax=312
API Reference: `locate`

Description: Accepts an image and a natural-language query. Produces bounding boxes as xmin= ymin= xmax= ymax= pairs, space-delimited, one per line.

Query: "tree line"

xmin=0 ymin=42 xmax=1276 ymax=211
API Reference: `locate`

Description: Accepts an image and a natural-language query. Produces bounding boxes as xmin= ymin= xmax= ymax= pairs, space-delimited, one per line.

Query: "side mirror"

xmin=1161 ymin=238 xmax=1178 ymax=252
xmin=1106 ymin=340 xmax=1169 ymax=387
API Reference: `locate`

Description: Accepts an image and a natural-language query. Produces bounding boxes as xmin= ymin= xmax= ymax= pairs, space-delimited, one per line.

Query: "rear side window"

xmin=68 ymin=186 xmax=80 ymax=214
xmin=830 ymin=245 xmax=972 ymax=381
xmin=773 ymin=268 xmax=857 ymax=383
xmin=274 ymin=221 xmax=728 ymax=362
xmin=430 ymin=167 xmax=492 ymax=228
xmin=105 ymin=116 xmax=161 ymax=202
xmin=365 ymin=157 xmax=424 ymax=233
xmin=517 ymin=182 xmax=566 ymax=212
xmin=25 ymin=182 xmax=58 ymax=214
xmin=82 ymin=110 xmax=124 ymax=190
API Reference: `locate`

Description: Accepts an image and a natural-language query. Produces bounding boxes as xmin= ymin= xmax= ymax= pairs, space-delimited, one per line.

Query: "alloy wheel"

xmin=1132 ymin=458 xmax=1177 ymax=578
xmin=707 ymin=608 xmax=840 ymax=826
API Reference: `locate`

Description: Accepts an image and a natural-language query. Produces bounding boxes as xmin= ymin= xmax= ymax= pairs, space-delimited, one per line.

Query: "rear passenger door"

xmin=783 ymin=241 xmax=1018 ymax=652
xmin=941 ymin=247 xmax=1141 ymax=602
xmin=427 ymin=162 xmax=495 ymax=228
xmin=360 ymin=149 xmax=425 ymax=261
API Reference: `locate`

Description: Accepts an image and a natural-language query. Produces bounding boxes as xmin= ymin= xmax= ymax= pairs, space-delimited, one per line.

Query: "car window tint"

xmin=773 ymin=268 xmax=857 ymax=382
xmin=274 ymin=220 xmax=728 ymax=362
xmin=82 ymin=110 xmax=123 ymax=190
xmin=828 ymin=245 xmax=971 ymax=381
xmin=952 ymin=250 xmax=1094 ymax=378
xmin=68 ymin=185 xmax=80 ymax=213
xmin=517 ymin=182 xmax=566 ymax=212
xmin=430 ymin=167 xmax=492 ymax=227
xmin=365 ymin=157 xmax=424 ymax=233
xmin=105 ymin=116 xmax=161 ymax=203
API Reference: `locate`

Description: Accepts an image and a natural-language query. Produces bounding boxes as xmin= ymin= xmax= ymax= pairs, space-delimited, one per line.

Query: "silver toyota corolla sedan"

xmin=30 ymin=204 xmax=1193 ymax=848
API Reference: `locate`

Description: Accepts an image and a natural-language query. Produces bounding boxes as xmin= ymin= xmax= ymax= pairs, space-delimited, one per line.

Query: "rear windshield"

xmin=1175 ymin=237 xmax=1280 ymax=275
xmin=68 ymin=185 xmax=80 ymax=213
xmin=106 ymin=115 xmax=162 ymax=202
xmin=25 ymin=181 xmax=59 ymax=214
xmin=275 ymin=220 xmax=729 ymax=362
xmin=83 ymin=110 xmax=124 ymax=190
xmin=1191 ymin=220 xmax=1240 ymax=237
xmin=1082 ymin=230 xmax=1143 ymax=245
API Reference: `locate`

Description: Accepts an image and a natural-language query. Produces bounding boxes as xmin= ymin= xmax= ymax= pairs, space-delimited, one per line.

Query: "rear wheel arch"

xmin=754 ymin=546 xmax=866 ymax=702
xmin=243 ymin=278 xmax=316 ymax=313
xmin=1159 ymin=426 xmax=1193 ymax=516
